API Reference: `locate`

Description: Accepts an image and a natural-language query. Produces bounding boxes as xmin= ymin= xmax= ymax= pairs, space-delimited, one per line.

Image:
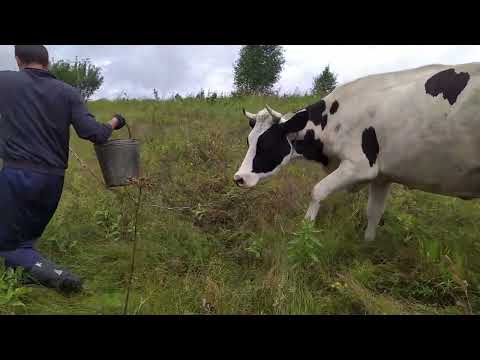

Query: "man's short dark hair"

xmin=14 ymin=45 xmax=49 ymax=66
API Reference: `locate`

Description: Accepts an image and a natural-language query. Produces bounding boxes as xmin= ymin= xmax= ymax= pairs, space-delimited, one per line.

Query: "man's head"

xmin=234 ymin=105 xmax=308 ymax=188
xmin=14 ymin=45 xmax=49 ymax=70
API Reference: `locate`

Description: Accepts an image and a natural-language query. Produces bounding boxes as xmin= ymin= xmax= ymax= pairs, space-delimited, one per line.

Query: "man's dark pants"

xmin=0 ymin=165 xmax=64 ymax=268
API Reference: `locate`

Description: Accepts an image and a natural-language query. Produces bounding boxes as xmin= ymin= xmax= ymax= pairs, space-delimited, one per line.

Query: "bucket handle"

xmin=125 ymin=122 xmax=132 ymax=139
xmin=117 ymin=119 xmax=132 ymax=139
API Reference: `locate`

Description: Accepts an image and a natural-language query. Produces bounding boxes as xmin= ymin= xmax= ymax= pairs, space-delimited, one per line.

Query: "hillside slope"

xmin=1 ymin=96 xmax=479 ymax=315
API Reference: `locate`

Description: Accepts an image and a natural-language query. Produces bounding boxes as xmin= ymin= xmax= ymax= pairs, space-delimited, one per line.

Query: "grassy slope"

xmin=2 ymin=95 xmax=480 ymax=315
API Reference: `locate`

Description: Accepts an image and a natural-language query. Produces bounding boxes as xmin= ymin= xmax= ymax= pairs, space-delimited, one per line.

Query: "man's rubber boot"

xmin=25 ymin=260 xmax=83 ymax=295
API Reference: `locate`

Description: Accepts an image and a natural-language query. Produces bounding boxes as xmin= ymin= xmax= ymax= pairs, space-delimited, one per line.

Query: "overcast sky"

xmin=1 ymin=45 xmax=479 ymax=99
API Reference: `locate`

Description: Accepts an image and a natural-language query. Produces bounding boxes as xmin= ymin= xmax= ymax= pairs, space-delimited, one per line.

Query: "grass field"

xmin=1 ymin=95 xmax=480 ymax=315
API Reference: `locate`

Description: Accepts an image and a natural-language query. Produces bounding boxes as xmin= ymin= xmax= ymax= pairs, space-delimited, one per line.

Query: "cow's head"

xmin=234 ymin=105 xmax=305 ymax=188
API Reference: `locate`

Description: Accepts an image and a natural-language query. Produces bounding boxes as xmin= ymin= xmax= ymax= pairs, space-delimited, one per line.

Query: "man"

xmin=0 ymin=45 xmax=126 ymax=294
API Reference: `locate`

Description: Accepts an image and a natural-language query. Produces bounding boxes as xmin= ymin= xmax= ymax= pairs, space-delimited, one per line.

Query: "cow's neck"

xmin=288 ymin=129 xmax=330 ymax=167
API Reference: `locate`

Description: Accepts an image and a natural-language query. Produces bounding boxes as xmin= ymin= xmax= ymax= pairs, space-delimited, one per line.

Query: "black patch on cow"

xmin=320 ymin=114 xmax=328 ymax=130
xmin=292 ymin=130 xmax=329 ymax=166
xmin=281 ymin=110 xmax=309 ymax=134
xmin=307 ymin=100 xmax=326 ymax=127
xmin=252 ymin=124 xmax=291 ymax=173
xmin=330 ymin=100 xmax=339 ymax=114
xmin=361 ymin=127 xmax=379 ymax=167
xmin=425 ymin=68 xmax=470 ymax=105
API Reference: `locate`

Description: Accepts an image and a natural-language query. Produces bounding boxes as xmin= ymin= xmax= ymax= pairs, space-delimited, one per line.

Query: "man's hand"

xmin=109 ymin=114 xmax=126 ymax=130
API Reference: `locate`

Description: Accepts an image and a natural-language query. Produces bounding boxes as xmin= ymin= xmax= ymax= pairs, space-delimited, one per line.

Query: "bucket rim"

xmin=95 ymin=139 xmax=140 ymax=147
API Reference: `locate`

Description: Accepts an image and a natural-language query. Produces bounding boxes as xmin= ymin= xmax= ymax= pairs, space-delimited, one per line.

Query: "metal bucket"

xmin=94 ymin=124 xmax=140 ymax=188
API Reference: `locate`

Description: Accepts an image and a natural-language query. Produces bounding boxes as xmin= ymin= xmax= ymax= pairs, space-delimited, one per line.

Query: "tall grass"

xmin=1 ymin=95 xmax=480 ymax=314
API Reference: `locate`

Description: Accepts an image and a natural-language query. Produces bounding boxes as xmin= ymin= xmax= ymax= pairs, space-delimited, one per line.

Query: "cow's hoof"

xmin=305 ymin=204 xmax=320 ymax=222
xmin=364 ymin=235 xmax=375 ymax=242
xmin=364 ymin=228 xmax=376 ymax=242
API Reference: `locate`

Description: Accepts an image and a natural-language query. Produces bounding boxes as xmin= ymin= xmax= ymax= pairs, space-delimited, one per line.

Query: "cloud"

xmin=279 ymin=45 xmax=480 ymax=93
xmin=0 ymin=45 xmax=17 ymax=70
xmin=47 ymin=45 xmax=241 ymax=99
xmin=1 ymin=45 xmax=479 ymax=99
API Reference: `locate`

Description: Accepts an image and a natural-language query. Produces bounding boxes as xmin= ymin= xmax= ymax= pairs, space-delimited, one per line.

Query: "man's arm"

xmin=70 ymin=90 xmax=123 ymax=144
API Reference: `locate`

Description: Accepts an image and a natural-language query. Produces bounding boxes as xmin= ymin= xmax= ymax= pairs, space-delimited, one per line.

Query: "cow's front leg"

xmin=305 ymin=160 xmax=376 ymax=221
xmin=364 ymin=181 xmax=391 ymax=242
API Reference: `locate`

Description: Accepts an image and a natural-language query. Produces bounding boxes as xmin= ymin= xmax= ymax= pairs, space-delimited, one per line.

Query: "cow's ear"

xmin=243 ymin=108 xmax=256 ymax=128
xmin=280 ymin=109 xmax=309 ymax=134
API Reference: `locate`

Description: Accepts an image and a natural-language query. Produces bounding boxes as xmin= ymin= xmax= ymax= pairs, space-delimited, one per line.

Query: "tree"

xmin=233 ymin=45 xmax=285 ymax=96
xmin=153 ymin=88 xmax=160 ymax=100
xmin=207 ymin=91 xmax=218 ymax=103
xmin=196 ymin=89 xmax=205 ymax=99
xmin=50 ymin=57 xmax=104 ymax=101
xmin=311 ymin=65 xmax=338 ymax=96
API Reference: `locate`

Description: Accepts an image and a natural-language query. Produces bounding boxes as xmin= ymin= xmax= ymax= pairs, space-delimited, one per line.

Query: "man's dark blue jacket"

xmin=0 ymin=68 xmax=112 ymax=175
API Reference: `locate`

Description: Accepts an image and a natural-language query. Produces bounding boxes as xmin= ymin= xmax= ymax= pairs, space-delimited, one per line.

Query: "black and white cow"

xmin=234 ymin=63 xmax=480 ymax=242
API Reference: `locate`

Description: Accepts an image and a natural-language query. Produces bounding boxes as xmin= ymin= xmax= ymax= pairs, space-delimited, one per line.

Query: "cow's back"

xmin=323 ymin=63 xmax=480 ymax=198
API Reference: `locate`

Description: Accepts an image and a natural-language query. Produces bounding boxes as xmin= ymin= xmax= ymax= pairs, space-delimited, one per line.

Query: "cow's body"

xmin=235 ymin=63 xmax=480 ymax=241
xmin=320 ymin=62 xmax=480 ymax=199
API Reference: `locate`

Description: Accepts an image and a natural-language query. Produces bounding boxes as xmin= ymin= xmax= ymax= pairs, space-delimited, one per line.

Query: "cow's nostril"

xmin=235 ymin=178 xmax=245 ymax=186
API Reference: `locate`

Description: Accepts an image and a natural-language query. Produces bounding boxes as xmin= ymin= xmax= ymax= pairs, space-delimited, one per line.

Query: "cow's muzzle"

xmin=234 ymin=175 xmax=245 ymax=187
xmin=233 ymin=173 xmax=259 ymax=188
